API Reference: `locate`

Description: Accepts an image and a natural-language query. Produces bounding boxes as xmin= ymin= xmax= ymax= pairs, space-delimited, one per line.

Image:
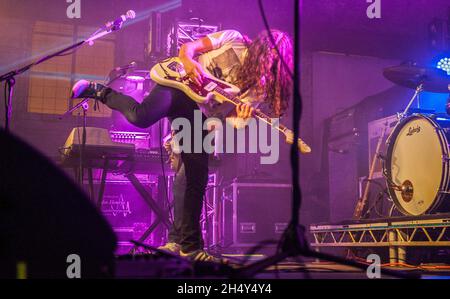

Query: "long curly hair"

xmin=235 ymin=30 xmax=293 ymax=117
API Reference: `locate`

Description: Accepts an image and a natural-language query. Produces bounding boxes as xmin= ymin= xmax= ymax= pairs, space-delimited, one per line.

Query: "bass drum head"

xmin=386 ymin=115 xmax=449 ymax=216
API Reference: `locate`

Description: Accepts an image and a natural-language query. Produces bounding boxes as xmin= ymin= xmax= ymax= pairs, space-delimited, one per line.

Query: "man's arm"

xmin=179 ymin=33 xmax=254 ymax=125
xmin=178 ymin=37 xmax=213 ymax=86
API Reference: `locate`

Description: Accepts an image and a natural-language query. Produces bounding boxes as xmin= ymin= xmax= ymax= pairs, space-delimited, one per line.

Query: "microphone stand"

xmin=59 ymin=99 xmax=90 ymax=186
xmin=231 ymin=0 xmax=419 ymax=280
xmin=0 ymin=17 xmax=129 ymax=196
xmin=0 ymin=40 xmax=85 ymax=132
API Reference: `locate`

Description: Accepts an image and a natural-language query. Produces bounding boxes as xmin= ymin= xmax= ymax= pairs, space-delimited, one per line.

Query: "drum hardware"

xmin=388 ymin=204 xmax=397 ymax=217
xmin=386 ymin=84 xmax=424 ymax=145
xmin=398 ymin=84 xmax=424 ymax=119
xmin=383 ymin=85 xmax=424 ymax=151
xmin=400 ymin=180 xmax=414 ymax=202
xmin=386 ymin=178 xmax=402 ymax=192
xmin=381 ymin=153 xmax=402 ymax=191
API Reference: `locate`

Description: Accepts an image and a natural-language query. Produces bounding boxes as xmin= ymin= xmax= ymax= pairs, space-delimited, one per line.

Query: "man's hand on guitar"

xmin=183 ymin=59 xmax=206 ymax=86
xmin=226 ymin=103 xmax=255 ymax=129
xmin=236 ymin=103 xmax=254 ymax=120
xmin=163 ymin=138 xmax=172 ymax=154
xmin=178 ymin=36 xmax=213 ymax=87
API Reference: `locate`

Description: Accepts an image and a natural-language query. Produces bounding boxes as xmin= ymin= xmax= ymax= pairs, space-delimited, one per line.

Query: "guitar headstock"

xmin=284 ymin=129 xmax=312 ymax=154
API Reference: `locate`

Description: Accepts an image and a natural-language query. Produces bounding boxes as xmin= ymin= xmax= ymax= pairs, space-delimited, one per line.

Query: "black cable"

xmin=81 ymin=107 xmax=87 ymax=185
xmin=258 ymin=0 xmax=304 ymax=223
xmin=291 ymin=0 xmax=303 ymax=223
xmin=4 ymin=82 xmax=7 ymax=130
xmin=223 ymin=0 xmax=306 ymax=270
xmin=258 ymin=0 xmax=294 ymax=80
xmin=239 ymin=0 xmax=306 ymax=278
xmin=56 ymin=50 xmax=78 ymax=57
xmin=4 ymin=79 xmax=12 ymax=131
xmin=359 ymin=178 xmax=390 ymax=218
xmin=75 ymin=112 xmax=83 ymax=185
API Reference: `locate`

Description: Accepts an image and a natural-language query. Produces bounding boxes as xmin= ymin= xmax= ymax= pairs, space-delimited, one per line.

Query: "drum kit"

xmin=381 ymin=62 xmax=450 ymax=216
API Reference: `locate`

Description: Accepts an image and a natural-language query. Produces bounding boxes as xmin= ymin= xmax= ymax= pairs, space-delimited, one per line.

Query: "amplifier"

xmin=220 ymin=179 xmax=292 ymax=247
xmin=328 ymin=107 xmax=359 ymax=141
xmin=85 ymin=179 xmax=159 ymax=254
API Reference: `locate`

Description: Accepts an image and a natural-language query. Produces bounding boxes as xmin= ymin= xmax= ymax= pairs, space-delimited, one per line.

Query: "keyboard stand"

xmin=125 ymin=173 xmax=172 ymax=254
xmin=96 ymin=157 xmax=110 ymax=209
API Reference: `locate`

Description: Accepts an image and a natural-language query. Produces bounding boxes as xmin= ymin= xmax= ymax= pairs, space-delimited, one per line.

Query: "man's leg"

xmin=71 ymin=81 xmax=175 ymax=129
xmin=102 ymin=85 xmax=175 ymax=128
xmin=167 ymin=164 xmax=186 ymax=245
xmin=178 ymin=151 xmax=209 ymax=253
xmin=162 ymin=93 xmax=210 ymax=254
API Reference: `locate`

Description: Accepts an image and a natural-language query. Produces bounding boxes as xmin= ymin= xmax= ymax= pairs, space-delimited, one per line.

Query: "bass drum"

xmin=385 ymin=114 xmax=450 ymax=216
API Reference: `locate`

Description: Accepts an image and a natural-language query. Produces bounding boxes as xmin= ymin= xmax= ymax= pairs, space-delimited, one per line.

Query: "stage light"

xmin=124 ymin=0 xmax=182 ymax=27
xmin=437 ymin=57 xmax=450 ymax=75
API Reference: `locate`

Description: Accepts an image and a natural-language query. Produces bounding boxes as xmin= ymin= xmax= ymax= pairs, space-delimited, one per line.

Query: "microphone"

xmin=105 ymin=10 xmax=136 ymax=32
xmin=114 ymin=61 xmax=137 ymax=71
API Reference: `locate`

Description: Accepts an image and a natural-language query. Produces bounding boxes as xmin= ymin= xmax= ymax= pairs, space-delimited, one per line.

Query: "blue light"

xmin=436 ymin=57 xmax=450 ymax=75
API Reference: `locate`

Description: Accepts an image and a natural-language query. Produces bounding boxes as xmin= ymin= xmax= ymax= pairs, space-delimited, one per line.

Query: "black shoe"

xmin=180 ymin=249 xmax=229 ymax=264
xmin=157 ymin=242 xmax=181 ymax=255
xmin=71 ymin=80 xmax=107 ymax=101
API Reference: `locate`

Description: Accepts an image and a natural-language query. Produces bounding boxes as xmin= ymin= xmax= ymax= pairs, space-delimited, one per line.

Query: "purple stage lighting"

xmin=437 ymin=57 xmax=450 ymax=75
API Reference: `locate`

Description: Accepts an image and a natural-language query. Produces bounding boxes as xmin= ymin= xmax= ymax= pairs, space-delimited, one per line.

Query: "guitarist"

xmin=70 ymin=29 xmax=294 ymax=262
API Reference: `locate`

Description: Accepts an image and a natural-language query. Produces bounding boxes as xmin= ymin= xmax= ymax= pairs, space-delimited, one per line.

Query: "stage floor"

xmin=114 ymin=255 xmax=450 ymax=279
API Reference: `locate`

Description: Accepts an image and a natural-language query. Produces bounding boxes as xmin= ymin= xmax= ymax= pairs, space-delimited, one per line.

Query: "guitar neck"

xmin=208 ymin=80 xmax=311 ymax=154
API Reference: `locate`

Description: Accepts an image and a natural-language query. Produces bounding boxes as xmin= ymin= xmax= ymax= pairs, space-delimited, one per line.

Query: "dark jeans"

xmin=103 ymin=84 xmax=209 ymax=252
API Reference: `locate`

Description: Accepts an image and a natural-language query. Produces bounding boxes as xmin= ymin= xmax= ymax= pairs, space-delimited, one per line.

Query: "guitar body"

xmin=150 ymin=57 xmax=311 ymax=154
xmin=150 ymin=57 xmax=240 ymax=104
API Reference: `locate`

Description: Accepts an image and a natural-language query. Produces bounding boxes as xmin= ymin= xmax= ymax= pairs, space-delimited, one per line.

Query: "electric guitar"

xmin=150 ymin=57 xmax=312 ymax=154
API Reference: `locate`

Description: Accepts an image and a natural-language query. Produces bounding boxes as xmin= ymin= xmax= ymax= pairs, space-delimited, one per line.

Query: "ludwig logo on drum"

xmin=406 ymin=125 xmax=421 ymax=136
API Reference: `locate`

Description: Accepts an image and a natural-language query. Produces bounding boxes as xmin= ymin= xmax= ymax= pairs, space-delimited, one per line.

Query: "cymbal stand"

xmin=386 ymin=83 xmax=424 ymax=145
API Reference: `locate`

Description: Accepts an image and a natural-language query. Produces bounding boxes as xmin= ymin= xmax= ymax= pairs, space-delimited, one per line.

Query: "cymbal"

xmin=383 ymin=63 xmax=450 ymax=93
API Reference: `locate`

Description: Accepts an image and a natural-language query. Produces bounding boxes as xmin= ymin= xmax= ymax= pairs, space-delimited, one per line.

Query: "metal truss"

xmin=310 ymin=217 xmax=450 ymax=248
xmin=166 ymin=21 xmax=220 ymax=56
